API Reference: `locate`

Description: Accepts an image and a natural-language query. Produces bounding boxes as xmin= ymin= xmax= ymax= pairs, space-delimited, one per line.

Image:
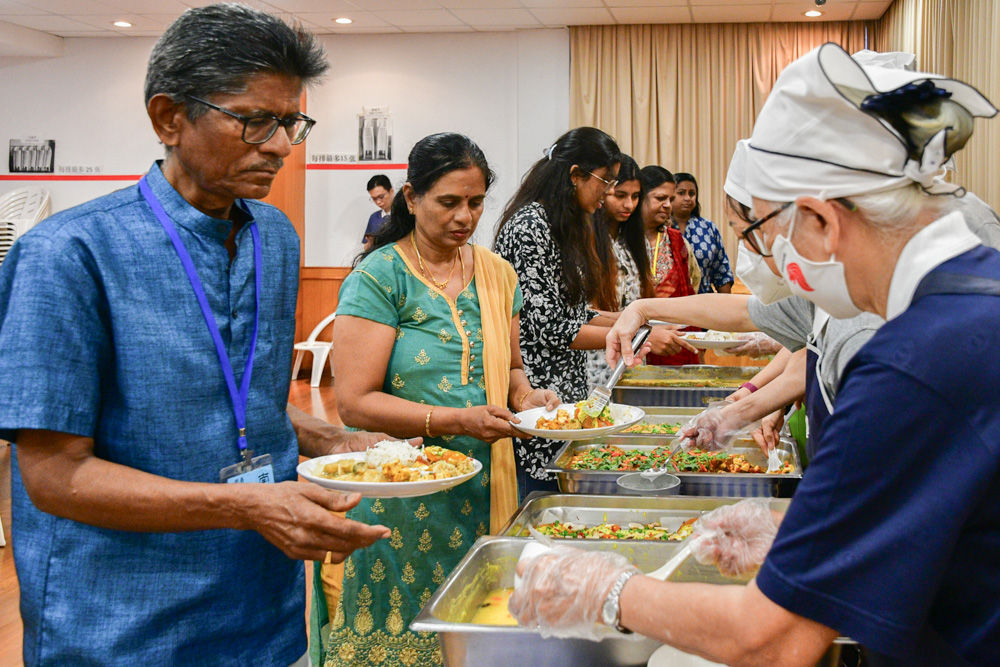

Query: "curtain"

xmin=570 ymin=22 xmax=870 ymax=261
xmin=874 ymin=0 xmax=1000 ymax=211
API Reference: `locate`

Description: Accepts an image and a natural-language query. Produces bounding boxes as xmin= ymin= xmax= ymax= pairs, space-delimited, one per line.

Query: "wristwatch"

xmin=600 ymin=569 xmax=640 ymax=633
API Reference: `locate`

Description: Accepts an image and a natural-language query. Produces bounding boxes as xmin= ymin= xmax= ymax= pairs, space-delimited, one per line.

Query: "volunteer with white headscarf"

xmin=509 ymin=43 xmax=1000 ymax=667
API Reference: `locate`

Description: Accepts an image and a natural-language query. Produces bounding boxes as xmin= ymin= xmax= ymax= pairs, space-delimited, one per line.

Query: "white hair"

xmin=769 ymin=183 xmax=955 ymax=238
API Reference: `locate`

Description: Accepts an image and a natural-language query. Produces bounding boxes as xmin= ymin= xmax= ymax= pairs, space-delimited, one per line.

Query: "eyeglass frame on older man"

xmin=185 ymin=94 xmax=316 ymax=145
xmin=740 ymin=198 xmax=858 ymax=258
xmin=740 ymin=202 xmax=793 ymax=258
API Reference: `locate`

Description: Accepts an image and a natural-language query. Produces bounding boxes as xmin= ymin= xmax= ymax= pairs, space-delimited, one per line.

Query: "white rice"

xmin=702 ymin=330 xmax=736 ymax=341
xmin=364 ymin=440 xmax=422 ymax=468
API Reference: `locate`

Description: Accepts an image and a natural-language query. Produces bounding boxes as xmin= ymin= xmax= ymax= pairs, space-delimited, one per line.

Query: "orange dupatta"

xmin=472 ymin=244 xmax=520 ymax=533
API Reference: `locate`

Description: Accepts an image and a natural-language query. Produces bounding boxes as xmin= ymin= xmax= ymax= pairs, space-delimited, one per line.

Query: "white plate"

xmin=681 ymin=331 xmax=740 ymax=350
xmin=647 ymin=645 xmax=726 ymax=667
xmin=510 ymin=403 xmax=645 ymax=440
xmin=297 ymin=452 xmax=482 ymax=498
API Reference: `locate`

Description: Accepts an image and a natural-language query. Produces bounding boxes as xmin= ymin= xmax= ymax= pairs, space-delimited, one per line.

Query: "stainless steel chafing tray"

xmin=545 ymin=436 xmax=802 ymax=498
xmin=500 ymin=493 xmax=791 ymax=540
xmin=411 ymin=536 xmax=677 ymax=667
xmin=411 ymin=535 xmax=852 ymax=667
xmin=613 ymin=365 xmax=760 ymax=408
xmin=612 ymin=407 xmax=702 ymax=439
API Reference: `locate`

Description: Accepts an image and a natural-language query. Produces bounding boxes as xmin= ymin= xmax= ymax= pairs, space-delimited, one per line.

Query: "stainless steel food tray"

xmin=500 ymin=493 xmax=791 ymax=539
xmin=612 ymin=406 xmax=702 ymax=440
xmin=613 ymin=365 xmax=759 ymax=408
xmin=545 ymin=436 xmax=803 ymax=498
xmin=411 ymin=536 xmax=679 ymax=667
xmin=412 ymin=535 xmax=852 ymax=667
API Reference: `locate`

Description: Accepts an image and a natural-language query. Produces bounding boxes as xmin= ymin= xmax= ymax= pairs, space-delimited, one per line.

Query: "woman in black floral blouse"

xmin=493 ymin=127 xmax=623 ymax=498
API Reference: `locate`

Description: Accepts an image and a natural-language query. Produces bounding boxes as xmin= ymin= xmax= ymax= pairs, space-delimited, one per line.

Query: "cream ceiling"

xmin=0 ymin=0 xmax=892 ymax=38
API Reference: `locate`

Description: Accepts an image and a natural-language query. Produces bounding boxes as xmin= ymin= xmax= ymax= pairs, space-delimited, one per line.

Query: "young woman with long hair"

xmin=493 ymin=126 xmax=622 ymax=497
xmin=585 ymin=155 xmax=656 ymax=384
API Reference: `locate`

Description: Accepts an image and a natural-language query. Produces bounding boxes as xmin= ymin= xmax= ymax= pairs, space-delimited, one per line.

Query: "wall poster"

xmin=9 ymin=139 xmax=55 ymax=174
xmin=358 ymin=106 xmax=392 ymax=161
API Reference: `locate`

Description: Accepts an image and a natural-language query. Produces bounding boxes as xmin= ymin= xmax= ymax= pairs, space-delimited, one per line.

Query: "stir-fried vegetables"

xmin=567 ymin=446 xmax=794 ymax=474
xmin=620 ymin=421 xmax=682 ymax=435
xmin=536 ymin=401 xmax=614 ymax=430
xmin=535 ymin=518 xmax=697 ymax=541
xmin=566 ymin=444 xmax=675 ymax=471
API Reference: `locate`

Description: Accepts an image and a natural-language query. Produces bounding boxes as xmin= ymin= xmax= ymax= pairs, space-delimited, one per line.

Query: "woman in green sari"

xmin=315 ymin=133 xmax=560 ymax=666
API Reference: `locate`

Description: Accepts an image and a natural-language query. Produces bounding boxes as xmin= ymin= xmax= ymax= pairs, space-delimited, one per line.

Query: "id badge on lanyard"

xmin=139 ymin=176 xmax=274 ymax=484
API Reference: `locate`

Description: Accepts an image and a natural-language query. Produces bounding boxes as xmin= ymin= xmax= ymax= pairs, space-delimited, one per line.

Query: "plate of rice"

xmin=297 ymin=440 xmax=483 ymax=498
xmin=681 ymin=331 xmax=741 ymax=350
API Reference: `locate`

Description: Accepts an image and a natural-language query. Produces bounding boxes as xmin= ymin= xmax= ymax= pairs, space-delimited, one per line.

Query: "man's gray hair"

xmin=144 ymin=3 xmax=328 ymax=119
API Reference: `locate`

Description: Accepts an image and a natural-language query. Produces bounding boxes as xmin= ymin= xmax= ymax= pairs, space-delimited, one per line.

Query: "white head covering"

xmin=746 ymin=43 xmax=997 ymax=202
xmin=723 ymin=139 xmax=753 ymax=209
xmin=851 ymin=49 xmax=916 ymax=71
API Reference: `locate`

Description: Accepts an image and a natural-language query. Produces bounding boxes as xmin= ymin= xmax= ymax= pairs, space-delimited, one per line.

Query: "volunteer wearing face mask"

xmin=608 ymin=139 xmax=884 ymax=454
xmin=510 ymin=44 xmax=1000 ymax=666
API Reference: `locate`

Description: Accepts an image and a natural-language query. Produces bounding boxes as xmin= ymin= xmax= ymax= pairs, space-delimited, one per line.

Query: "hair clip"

xmin=860 ymin=80 xmax=952 ymax=114
xmin=544 ymin=144 xmax=557 ymax=161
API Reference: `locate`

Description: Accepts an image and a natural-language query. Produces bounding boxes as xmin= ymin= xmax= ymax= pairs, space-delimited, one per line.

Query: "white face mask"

xmin=735 ymin=241 xmax=792 ymax=304
xmin=770 ymin=212 xmax=863 ymax=319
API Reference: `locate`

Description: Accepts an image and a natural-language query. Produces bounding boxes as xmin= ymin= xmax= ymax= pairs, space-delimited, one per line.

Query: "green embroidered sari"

xmin=313 ymin=244 xmax=522 ymax=667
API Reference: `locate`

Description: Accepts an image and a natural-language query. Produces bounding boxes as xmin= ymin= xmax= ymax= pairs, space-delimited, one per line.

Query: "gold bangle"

xmin=425 ymin=406 xmax=436 ymax=437
xmin=516 ymin=388 xmax=533 ymax=411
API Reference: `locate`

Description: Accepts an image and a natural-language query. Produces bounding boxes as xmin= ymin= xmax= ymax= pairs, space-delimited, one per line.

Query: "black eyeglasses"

xmin=741 ymin=198 xmax=857 ymax=257
xmin=740 ymin=202 xmax=792 ymax=258
xmin=185 ymin=95 xmax=316 ymax=145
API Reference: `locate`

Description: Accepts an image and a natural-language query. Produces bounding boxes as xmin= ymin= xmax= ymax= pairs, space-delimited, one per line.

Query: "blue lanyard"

xmin=139 ymin=176 xmax=262 ymax=460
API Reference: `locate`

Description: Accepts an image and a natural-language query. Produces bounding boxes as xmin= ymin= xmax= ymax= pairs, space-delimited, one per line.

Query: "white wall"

xmin=0 ymin=29 xmax=570 ymax=267
xmin=0 ymin=38 xmax=162 ymax=212
xmin=305 ymin=29 xmax=569 ymax=266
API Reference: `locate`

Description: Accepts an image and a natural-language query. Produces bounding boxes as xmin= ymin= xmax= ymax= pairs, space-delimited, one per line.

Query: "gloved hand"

xmin=509 ymin=545 xmax=639 ymax=640
xmin=718 ymin=332 xmax=784 ymax=358
xmin=676 ymin=404 xmax=751 ymax=452
xmin=688 ymin=498 xmax=779 ymax=577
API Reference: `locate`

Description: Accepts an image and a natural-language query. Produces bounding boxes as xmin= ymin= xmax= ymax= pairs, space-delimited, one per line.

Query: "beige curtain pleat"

xmin=570 ymin=22 xmax=869 ymax=264
xmin=874 ymin=0 xmax=1000 ymax=217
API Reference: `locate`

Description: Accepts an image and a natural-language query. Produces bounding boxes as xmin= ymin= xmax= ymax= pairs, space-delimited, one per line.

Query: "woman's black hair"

xmin=495 ymin=127 xmax=622 ymax=305
xmin=593 ymin=155 xmax=653 ymax=307
xmin=356 ymin=133 xmax=494 ymax=266
xmin=672 ymin=172 xmax=701 ymax=219
xmin=639 ymin=165 xmax=675 ymax=232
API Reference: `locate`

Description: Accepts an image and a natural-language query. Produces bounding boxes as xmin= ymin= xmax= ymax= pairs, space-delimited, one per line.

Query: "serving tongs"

xmin=584 ymin=325 xmax=651 ymax=415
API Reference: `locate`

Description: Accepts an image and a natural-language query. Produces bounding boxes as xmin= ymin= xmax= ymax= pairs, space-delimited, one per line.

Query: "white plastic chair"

xmin=0 ymin=187 xmax=51 ymax=269
xmin=292 ymin=311 xmax=336 ymax=387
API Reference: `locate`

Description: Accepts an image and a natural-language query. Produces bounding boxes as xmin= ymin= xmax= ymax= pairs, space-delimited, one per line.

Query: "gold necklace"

xmin=411 ymin=233 xmax=458 ymax=290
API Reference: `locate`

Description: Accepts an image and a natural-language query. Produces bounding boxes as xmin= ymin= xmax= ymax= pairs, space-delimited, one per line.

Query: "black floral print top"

xmin=494 ymin=203 xmax=596 ymax=480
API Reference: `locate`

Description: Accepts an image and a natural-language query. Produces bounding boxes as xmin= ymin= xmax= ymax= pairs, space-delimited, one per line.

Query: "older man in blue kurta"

xmin=0 ymin=5 xmax=393 ymax=666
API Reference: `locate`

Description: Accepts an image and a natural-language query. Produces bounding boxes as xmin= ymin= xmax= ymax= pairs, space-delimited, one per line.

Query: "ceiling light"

xmin=804 ymin=10 xmax=822 ymax=17
xmin=112 ymin=20 xmax=132 ymax=27
xmin=334 ymin=17 xmax=352 ymax=24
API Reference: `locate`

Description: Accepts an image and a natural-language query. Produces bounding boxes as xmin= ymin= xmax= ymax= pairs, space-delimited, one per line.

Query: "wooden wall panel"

xmin=294 ymin=266 xmax=351 ymax=378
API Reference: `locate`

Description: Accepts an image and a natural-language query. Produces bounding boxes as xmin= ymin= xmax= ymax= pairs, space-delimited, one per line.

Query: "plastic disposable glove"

xmin=688 ymin=498 xmax=779 ymax=577
xmin=676 ymin=404 xmax=751 ymax=452
xmin=509 ymin=545 xmax=639 ymax=640
xmin=718 ymin=332 xmax=784 ymax=358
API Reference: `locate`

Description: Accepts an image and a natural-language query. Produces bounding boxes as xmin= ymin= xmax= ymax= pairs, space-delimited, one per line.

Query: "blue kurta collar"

xmin=144 ymin=161 xmax=254 ymax=243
